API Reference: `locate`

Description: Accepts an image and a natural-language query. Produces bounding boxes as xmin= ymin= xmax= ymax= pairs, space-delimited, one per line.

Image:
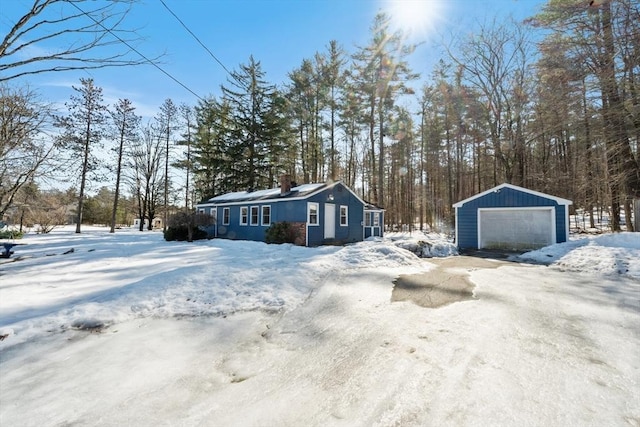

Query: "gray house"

xmin=196 ymin=176 xmax=384 ymax=246
xmin=453 ymin=183 xmax=572 ymax=251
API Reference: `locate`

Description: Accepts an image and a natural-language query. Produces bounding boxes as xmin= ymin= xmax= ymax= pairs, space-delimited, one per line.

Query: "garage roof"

xmin=453 ymin=183 xmax=573 ymax=208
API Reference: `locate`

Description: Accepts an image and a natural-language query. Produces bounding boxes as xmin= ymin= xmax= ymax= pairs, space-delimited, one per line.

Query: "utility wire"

xmin=159 ymin=0 xmax=236 ymax=80
xmin=67 ymin=1 xmax=205 ymax=102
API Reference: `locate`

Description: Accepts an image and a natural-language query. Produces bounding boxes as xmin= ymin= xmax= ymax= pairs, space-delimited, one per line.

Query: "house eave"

xmin=452 ymin=183 xmax=573 ymax=208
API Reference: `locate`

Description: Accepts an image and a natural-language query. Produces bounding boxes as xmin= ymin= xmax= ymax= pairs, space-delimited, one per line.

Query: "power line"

xmin=67 ymin=1 xmax=205 ymax=102
xmin=159 ymin=0 xmax=236 ymax=80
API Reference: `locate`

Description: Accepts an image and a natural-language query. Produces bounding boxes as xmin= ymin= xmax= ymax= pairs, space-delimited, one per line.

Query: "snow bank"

xmin=519 ymin=232 xmax=640 ymax=278
xmin=1 ymin=227 xmax=639 ymax=427
xmin=385 ymin=232 xmax=459 ymax=258
xmin=0 ymin=227 xmax=425 ymax=348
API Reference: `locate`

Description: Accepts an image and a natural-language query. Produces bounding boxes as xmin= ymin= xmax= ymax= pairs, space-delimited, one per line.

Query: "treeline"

xmin=7 ymin=186 xmax=138 ymax=233
xmin=2 ymin=1 xmax=639 ymax=233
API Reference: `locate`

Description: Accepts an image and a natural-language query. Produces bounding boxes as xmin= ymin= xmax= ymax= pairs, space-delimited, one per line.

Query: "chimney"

xmin=280 ymin=174 xmax=292 ymax=195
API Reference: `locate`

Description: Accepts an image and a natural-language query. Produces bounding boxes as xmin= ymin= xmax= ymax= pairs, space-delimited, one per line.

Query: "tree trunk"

xmin=110 ymin=124 xmax=126 ymax=233
xmin=76 ymin=121 xmax=92 ymax=234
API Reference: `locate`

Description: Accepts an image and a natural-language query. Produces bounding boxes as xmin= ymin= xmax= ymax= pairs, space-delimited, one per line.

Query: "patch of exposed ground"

xmin=392 ymin=256 xmax=511 ymax=308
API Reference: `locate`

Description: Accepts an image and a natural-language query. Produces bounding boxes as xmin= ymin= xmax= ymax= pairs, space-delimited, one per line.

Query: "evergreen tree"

xmin=320 ymin=40 xmax=347 ymax=181
xmin=351 ymin=12 xmax=418 ymax=208
xmin=175 ymin=103 xmax=194 ymax=209
xmin=287 ymin=58 xmax=320 ymax=183
xmin=192 ymin=97 xmax=233 ymax=200
xmin=55 ymin=78 xmax=107 ymax=233
xmin=221 ymin=56 xmax=282 ymax=191
xmin=109 ymin=98 xmax=140 ymax=233
xmin=531 ymin=0 xmax=640 ymax=231
xmin=155 ymin=98 xmax=178 ymax=231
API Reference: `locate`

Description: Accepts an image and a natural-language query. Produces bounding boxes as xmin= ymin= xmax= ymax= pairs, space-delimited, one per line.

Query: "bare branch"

xmin=0 ymin=0 xmax=160 ymax=83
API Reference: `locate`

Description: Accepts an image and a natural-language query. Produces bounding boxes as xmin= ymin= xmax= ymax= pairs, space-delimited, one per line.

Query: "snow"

xmin=518 ymin=232 xmax=640 ymax=277
xmin=206 ymin=183 xmax=325 ymax=202
xmin=1 ymin=226 xmax=639 ymax=426
xmin=385 ymin=231 xmax=459 ymax=258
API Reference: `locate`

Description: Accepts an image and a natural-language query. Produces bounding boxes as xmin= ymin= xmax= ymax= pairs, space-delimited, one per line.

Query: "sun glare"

xmin=384 ymin=0 xmax=447 ymax=41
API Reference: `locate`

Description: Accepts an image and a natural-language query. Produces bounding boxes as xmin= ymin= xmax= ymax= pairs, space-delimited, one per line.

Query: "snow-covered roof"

xmin=205 ymin=183 xmax=327 ymax=204
xmin=453 ymin=183 xmax=573 ymax=208
xmin=364 ymin=203 xmax=385 ymax=211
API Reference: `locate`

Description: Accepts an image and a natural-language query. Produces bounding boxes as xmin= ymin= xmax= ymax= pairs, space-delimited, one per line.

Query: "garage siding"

xmin=455 ymin=186 xmax=568 ymax=250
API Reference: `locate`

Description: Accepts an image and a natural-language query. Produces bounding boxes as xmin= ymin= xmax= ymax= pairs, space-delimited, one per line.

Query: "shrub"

xmin=164 ymin=225 xmax=207 ymax=242
xmin=265 ymin=222 xmax=297 ymax=244
xmin=0 ymin=229 xmax=23 ymax=239
xmin=164 ymin=211 xmax=213 ymax=242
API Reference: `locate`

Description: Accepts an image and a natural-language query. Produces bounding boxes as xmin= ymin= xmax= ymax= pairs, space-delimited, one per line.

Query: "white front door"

xmin=324 ymin=203 xmax=335 ymax=239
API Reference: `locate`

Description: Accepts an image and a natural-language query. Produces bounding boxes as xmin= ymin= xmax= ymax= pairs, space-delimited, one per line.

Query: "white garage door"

xmin=478 ymin=208 xmax=555 ymax=250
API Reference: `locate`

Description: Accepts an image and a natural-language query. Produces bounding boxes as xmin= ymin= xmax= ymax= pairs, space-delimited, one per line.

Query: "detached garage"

xmin=453 ymin=183 xmax=572 ymax=251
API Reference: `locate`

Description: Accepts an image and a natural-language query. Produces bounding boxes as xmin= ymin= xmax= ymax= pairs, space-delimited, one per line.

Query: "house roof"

xmin=452 ymin=183 xmax=573 ymax=208
xmin=364 ymin=202 xmax=385 ymax=211
xmin=198 ymin=182 xmax=342 ymax=206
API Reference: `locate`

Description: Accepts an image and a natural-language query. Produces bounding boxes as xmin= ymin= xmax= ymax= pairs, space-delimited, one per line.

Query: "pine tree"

xmin=155 ymin=98 xmax=178 ymax=231
xmin=221 ymin=56 xmax=282 ymax=191
xmin=532 ymin=0 xmax=640 ymax=231
xmin=351 ymin=12 xmax=418 ymax=208
xmin=55 ymin=78 xmax=107 ymax=234
xmin=175 ymin=103 xmax=195 ymax=209
xmin=109 ymin=98 xmax=140 ymax=233
xmin=192 ymin=97 xmax=232 ymax=200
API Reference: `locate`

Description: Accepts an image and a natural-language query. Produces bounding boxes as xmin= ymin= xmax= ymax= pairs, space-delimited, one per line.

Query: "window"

xmin=373 ymin=212 xmax=380 ymax=226
xmin=223 ymin=207 xmax=230 ymax=225
xmin=250 ymin=206 xmax=259 ymax=225
xmin=210 ymin=208 xmax=217 ymax=222
xmin=240 ymin=207 xmax=248 ymax=225
xmin=340 ymin=206 xmax=348 ymax=226
xmin=261 ymin=205 xmax=271 ymax=226
xmin=365 ymin=212 xmax=371 ymax=227
xmin=308 ymin=202 xmax=319 ymax=225
xmin=198 ymin=208 xmax=205 ymax=215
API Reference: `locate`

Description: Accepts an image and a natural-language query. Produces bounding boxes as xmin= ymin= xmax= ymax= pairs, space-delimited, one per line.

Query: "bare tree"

xmin=128 ymin=122 xmax=165 ymax=231
xmin=449 ymin=17 xmax=534 ymax=187
xmin=0 ymin=0 xmax=155 ymax=83
xmin=0 ymin=84 xmax=58 ymax=218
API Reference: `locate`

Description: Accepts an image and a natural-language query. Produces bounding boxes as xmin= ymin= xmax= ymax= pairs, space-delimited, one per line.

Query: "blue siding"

xmin=305 ymin=183 xmax=364 ymax=246
xmin=201 ymin=182 xmax=365 ymax=246
xmin=456 ymin=187 xmax=568 ymax=250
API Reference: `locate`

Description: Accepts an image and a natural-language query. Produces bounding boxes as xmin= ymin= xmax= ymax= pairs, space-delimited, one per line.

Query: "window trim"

xmin=261 ymin=205 xmax=271 ymax=226
xmin=240 ymin=206 xmax=248 ymax=225
xmin=340 ymin=205 xmax=348 ymax=226
xmin=307 ymin=202 xmax=319 ymax=226
xmin=250 ymin=206 xmax=259 ymax=226
xmin=222 ymin=207 xmax=230 ymax=225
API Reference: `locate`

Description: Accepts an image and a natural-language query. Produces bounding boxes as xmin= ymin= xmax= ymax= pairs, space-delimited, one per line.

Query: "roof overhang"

xmin=197 ymin=180 xmax=367 ymax=208
xmin=452 ymin=183 xmax=573 ymax=208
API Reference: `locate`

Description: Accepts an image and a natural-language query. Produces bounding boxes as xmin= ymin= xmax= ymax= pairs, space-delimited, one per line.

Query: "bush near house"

xmin=164 ymin=225 xmax=208 ymax=242
xmin=164 ymin=211 xmax=212 ymax=242
xmin=265 ymin=222 xmax=297 ymax=244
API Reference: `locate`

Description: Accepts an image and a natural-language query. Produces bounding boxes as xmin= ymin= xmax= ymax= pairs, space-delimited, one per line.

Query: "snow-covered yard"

xmin=1 ymin=227 xmax=639 ymax=426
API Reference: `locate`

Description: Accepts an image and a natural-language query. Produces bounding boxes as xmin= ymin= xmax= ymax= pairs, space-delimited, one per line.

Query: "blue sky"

xmin=1 ymin=0 xmax=546 ymax=118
